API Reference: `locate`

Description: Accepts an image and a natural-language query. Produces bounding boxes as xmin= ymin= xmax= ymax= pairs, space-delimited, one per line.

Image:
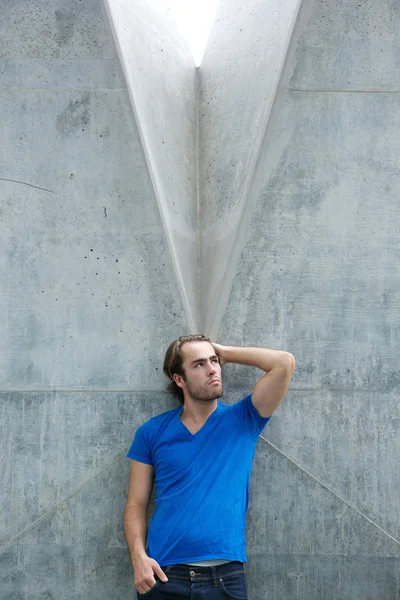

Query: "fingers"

xmin=212 ymin=342 xmax=225 ymax=366
xmin=135 ymin=568 xmax=156 ymax=594
xmin=137 ymin=577 xmax=156 ymax=594
xmin=153 ymin=561 xmax=168 ymax=582
xmin=135 ymin=564 xmax=168 ymax=594
xmin=136 ymin=574 xmax=156 ymax=595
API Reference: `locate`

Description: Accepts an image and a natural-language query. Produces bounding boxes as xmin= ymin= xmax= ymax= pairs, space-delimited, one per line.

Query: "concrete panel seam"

xmin=0 ymin=387 xmax=390 ymax=393
xmin=6 ymin=386 xmax=392 ymax=394
xmin=259 ymin=435 xmax=400 ymax=547
xmin=0 ymin=388 xmax=171 ymax=393
xmin=289 ymin=89 xmax=400 ymax=94
xmin=0 ymin=88 xmax=124 ymax=92
xmin=227 ymin=387 xmax=393 ymax=393
xmin=0 ymin=450 xmax=128 ymax=556
xmin=195 ymin=66 xmax=201 ymax=314
xmin=0 ymin=178 xmax=56 ymax=194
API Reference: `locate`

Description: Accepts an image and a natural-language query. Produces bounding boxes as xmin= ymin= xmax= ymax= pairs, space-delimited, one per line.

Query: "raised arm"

xmin=212 ymin=343 xmax=295 ymax=418
xmin=124 ymin=460 xmax=168 ymax=593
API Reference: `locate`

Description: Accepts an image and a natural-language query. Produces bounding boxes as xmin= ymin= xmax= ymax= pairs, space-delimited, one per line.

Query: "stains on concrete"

xmin=99 ymin=126 xmax=110 ymax=139
xmin=56 ymin=93 xmax=91 ymax=136
xmin=55 ymin=9 xmax=77 ymax=47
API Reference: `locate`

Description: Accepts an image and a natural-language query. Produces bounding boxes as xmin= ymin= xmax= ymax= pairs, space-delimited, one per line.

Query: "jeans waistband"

xmin=162 ymin=561 xmax=244 ymax=582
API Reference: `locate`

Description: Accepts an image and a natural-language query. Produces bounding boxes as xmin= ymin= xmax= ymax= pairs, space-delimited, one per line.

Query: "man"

xmin=125 ymin=334 xmax=295 ymax=599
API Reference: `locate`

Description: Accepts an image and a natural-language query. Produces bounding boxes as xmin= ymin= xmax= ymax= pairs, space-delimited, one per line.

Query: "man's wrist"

xmin=219 ymin=345 xmax=233 ymax=365
xmin=131 ymin=549 xmax=148 ymax=565
xmin=212 ymin=342 xmax=232 ymax=366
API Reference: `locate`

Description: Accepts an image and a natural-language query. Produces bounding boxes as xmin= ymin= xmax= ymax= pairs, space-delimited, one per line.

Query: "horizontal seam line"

xmin=0 ymin=388 xmax=392 ymax=393
xmin=248 ymin=551 xmax=400 ymax=559
xmin=259 ymin=436 xmax=400 ymax=547
xmin=0 ymin=388 xmax=170 ymax=393
xmin=289 ymin=88 xmax=400 ymax=94
xmin=225 ymin=387 xmax=392 ymax=393
xmin=0 ymin=87 xmax=124 ymax=92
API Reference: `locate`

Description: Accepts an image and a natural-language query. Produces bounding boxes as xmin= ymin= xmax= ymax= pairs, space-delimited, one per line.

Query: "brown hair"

xmin=163 ymin=334 xmax=213 ymax=403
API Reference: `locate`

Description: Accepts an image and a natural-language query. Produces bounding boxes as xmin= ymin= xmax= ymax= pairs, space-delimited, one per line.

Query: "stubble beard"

xmin=185 ymin=380 xmax=223 ymax=403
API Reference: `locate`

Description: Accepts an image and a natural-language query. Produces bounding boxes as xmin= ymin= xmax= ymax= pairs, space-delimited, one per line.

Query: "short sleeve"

xmin=127 ymin=422 xmax=154 ymax=465
xmin=230 ymin=393 xmax=271 ymax=439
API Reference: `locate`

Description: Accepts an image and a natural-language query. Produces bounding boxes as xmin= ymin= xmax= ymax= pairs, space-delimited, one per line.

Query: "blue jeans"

xmin=136 ymin=561 xmax=248 ymax=599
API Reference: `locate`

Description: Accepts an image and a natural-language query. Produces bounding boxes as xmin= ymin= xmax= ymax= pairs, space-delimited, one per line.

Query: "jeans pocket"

xmin=219 ymin=572 xmax=248 ymax=600
xmin=136 ymin=580 xmax=160 ymax=598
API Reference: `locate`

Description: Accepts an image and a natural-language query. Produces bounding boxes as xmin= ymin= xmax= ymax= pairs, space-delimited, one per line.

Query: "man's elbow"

xmin=283 ymin=352 xmax=296 ymax=373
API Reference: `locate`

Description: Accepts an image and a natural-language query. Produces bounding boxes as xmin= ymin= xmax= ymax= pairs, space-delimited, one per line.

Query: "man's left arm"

xmin=213 ymin=344 xmax=295 ymax=418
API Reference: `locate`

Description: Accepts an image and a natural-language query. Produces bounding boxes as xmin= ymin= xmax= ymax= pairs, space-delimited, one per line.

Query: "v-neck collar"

xmin=177 ymin=402 xmax=220 ymax=440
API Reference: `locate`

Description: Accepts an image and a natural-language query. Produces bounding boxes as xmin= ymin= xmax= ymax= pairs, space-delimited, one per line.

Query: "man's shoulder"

xmin=218 ymin=393 xmax=252 ymax=412
xmin=139 ymin=405 xmax=181 ymax=434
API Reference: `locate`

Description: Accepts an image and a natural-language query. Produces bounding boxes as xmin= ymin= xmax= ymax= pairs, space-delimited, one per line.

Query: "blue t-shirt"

xmin=127 ymin=393 xmax=270 ymax=566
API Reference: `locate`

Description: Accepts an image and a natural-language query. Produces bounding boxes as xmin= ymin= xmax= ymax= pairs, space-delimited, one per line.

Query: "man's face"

xmin=177 ymin=341 xmax=223 ymax=402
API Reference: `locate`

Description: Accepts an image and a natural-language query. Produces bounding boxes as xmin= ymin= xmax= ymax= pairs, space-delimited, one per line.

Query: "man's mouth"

xmin=208 ymin=379 xmax=220 ymax=385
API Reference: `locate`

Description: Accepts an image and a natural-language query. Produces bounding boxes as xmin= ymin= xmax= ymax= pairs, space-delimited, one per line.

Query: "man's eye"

xmin=195 ymin=363 xmax=202 ymax=368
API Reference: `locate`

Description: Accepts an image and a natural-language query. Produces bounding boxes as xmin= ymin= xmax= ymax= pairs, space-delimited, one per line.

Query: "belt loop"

xmin=211 ymin=567 xmax=218 ymax=587
xmin=164 ymin=566 xmax=173 ymax=575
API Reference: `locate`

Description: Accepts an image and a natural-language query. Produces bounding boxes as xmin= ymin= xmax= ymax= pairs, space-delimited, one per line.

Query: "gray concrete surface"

xmin=198 ymin=0 xmax=302 ymax=337
xmin=245 ymin=442 xmax=400 ymax=600
xmin=1 ymin=391 xmax=175 ymax=550
xmin=1 ymin=392 xmax=175 ymax=599
xmin=0 ymin=0 xmax=186 ymax=597
xmin=219 ymin=0 xmax=400 ymax=595
xmin=104 ymin=0 xmax=199 ymax=331
xmin=2 ymin=0 xmax=400 ymax=598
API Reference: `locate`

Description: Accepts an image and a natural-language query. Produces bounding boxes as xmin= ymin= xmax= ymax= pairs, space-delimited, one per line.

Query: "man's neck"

xmin=180 ymin=398 xmax=218 ymax=424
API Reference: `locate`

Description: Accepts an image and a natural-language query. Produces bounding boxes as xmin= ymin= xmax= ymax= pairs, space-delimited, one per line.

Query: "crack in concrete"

xmin=0 ymin=178 xmax=56 ymax=194
xmin=0 ymin=450 xmax=127 ymax=556
xmin=259 ymin=434 xmax=400 ymax=547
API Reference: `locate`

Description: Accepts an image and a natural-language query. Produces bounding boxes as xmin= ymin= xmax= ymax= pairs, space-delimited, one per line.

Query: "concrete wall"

xmin=0 ymin=0 xmax=186 ymax=597
xmin=2 ymin=0 xmax=400 ymax=599
xmin=218 ymin=0 xmax=400 ymax=596
xmin=103 ymin=0 xmax=199 ymax=331
xmin=198 ymin=0 xmax=302 ymax=336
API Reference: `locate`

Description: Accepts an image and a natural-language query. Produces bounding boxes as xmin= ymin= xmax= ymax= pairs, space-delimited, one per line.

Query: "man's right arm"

xmin=124 ymin=460 xmax=168 ymax=594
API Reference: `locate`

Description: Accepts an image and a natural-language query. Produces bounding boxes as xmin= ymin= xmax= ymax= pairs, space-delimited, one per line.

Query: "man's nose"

xmin=208 ymin=362 xmax=217 ymax=375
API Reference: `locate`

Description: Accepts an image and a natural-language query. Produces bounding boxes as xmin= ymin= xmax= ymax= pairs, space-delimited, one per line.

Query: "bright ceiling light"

xmin=171 ymin=0 xmax=218 ymax=67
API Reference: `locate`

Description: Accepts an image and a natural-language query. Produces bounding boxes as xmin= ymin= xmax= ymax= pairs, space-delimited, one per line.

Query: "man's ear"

xmin=173 ymin=373 xmax=185 ymax=389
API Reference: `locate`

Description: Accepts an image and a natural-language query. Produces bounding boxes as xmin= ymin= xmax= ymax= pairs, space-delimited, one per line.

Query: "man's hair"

xmin=163 ymin=334 xmax=213 ymax=404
